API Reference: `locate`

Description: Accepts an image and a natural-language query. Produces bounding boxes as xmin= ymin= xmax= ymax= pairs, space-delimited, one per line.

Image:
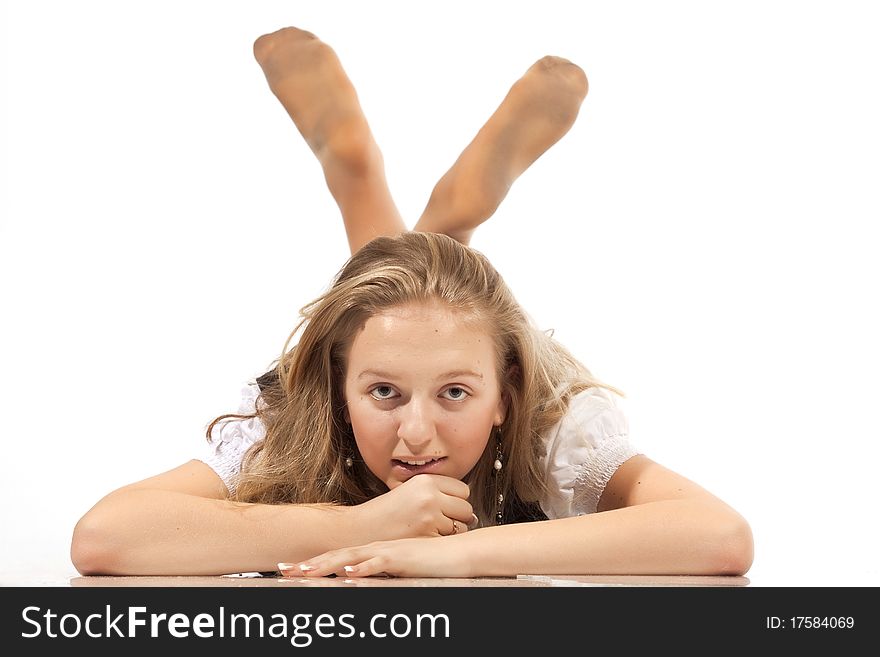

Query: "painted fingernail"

xmin=277 ymin=562 xmax=296 ymax=571
xmin=344 ymin=565 xmax=357 ymax=574
xmin=298 ymin=564 xmax=315 ymax=572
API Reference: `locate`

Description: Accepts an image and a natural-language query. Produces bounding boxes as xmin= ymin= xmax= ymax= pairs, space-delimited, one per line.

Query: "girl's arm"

xmin=71 ymin=460 xmax=475 ymax=576
xmin=71 ymin=460 xmax=359 ymax=576
xmin=465 ymin=455 xmax=753 ymax=576
xmin=281 ymin=455 xmax=754 ymax=578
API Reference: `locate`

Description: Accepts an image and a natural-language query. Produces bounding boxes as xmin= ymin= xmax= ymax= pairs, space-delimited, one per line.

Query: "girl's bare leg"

xmin=253 ymin=27 xmax=405 ymax=255
xmin=413 ymin=56 xmax=589 ymax=245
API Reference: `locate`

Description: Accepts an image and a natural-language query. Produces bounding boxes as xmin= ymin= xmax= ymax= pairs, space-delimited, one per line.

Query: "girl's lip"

xmin=391 ymin=456 xmax=447 ymax=476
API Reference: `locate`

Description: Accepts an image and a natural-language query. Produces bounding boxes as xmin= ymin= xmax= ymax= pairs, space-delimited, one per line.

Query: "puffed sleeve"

xmin=538 ymin=387 xmax=641 ymax=519
xmin=199 ymin=383 xmax=267 ymax=496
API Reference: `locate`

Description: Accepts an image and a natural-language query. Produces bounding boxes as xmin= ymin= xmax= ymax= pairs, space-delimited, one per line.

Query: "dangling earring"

xmin=345 ymin=423 xmax=354 ymax=469
xmin=493 ymin=426 xmax=504 ymax=525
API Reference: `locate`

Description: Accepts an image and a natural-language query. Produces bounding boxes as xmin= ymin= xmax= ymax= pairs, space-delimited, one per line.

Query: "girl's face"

xmin=343 ymin=302 xmax=507 ymax=489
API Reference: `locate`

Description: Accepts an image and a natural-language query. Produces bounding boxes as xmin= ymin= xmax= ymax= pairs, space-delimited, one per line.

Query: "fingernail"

xmin=343 ymin=565 xmax=357 ymax=574
xmin=298 ymin=564 xmax=315 ymax=572
xmin=469 ymin=513 xmax=479 ymax=529
xmin=277 ymin=562 xmax=296 ymax=571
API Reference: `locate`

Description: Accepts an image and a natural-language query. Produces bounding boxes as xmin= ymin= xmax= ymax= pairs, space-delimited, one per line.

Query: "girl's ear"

xmin=495 ymin=393 xmax=509 ymax=426
xmin=338 ymin=374 xmax=351 ymax=423
xmin=496 ymin=364 xmax=519 ymax=425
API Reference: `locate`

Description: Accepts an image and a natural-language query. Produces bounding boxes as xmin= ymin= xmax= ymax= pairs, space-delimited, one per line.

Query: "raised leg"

xmin=413 ymin=56 xmax=589 ymax=245
xmin=253 ymin=27 xmax=406 ymax=255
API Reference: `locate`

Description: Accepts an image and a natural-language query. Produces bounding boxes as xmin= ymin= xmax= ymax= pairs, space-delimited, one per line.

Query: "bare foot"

xmin=415 ymin=56 xmax=589 ymax=242
xmin=253 ymin=26 xmax=405 ymax=254
xmin=253 ymin=27 xmax=377 ymax=168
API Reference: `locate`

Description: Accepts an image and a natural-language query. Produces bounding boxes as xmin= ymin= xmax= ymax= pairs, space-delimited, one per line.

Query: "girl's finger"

xmin=277 ymin=560 xmax=339 ymax=578
xmin=279 ymin=549 xmax=371 ymax=578
xmin=340 ymin=557 xmax=388 ymax=578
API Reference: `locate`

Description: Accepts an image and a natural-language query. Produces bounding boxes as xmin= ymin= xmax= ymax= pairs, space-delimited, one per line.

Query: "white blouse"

xmin=200 ymin=382 xmax=640 ymax=518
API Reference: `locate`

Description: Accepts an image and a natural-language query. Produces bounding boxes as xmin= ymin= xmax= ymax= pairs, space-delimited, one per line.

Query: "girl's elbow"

xmin=70 ymin=513 xmax=123 ymax=576
xmin=712 ymin=514 xmax=754 ymax=576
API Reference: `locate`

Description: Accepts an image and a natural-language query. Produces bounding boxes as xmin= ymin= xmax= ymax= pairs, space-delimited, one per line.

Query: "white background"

xmin=2 ymin=0 xmax=878 ymax=586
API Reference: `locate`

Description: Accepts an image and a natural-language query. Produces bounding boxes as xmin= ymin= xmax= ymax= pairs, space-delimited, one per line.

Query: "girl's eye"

xmin=370 ymin=385 xmax=396 ymax=400
xmin=442 ymin=387 xmax=469 ymax=401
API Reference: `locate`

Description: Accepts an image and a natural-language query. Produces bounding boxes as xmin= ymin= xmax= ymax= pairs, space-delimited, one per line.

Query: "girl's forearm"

xmin=71 ymin=489 xmax=361 ymax=576
xmin=462 ymin=498 xmax=753 ymax=577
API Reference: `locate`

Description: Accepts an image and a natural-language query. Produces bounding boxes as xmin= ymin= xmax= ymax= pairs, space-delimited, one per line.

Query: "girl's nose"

xmin=396 ymin=397 xmax=436 ymax=451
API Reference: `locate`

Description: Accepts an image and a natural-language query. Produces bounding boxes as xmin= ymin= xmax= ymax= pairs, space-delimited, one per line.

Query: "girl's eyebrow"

xmin=356 ymin=369 xmax=484 ymax=381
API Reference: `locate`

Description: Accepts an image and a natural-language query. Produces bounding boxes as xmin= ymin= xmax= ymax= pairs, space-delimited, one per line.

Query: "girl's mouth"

xmin=391 ymin=456 xmax=447 ymax=475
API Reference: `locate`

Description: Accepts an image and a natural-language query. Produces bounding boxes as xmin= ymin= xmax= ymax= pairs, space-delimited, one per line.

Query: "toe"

xmin=534 ymin=55 xmax=589 ymax=98
xmin=253 ymin=27 xmax=319 ymax=64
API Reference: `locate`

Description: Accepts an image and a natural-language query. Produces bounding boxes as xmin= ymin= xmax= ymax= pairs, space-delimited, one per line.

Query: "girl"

xmin=71 ymin=27 xmax=753 ymax=578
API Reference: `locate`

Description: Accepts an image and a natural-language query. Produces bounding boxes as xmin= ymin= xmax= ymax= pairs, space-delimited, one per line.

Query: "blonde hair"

xmin=207 ymin=232 xmax=622 ymax=525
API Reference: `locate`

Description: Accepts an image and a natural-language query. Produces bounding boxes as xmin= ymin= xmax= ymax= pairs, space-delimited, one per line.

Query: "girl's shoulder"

xmin=550 ymin=386 xmax=626 ymax=440
xmin=539 ymin=386 xmax=638 ymax=518
xmin=200 ymin=376 xmax=269 ymax=495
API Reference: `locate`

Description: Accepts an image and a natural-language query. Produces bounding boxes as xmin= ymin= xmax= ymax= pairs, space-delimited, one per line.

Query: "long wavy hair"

xmin=206 ymin=231 xmax=622 ymax=526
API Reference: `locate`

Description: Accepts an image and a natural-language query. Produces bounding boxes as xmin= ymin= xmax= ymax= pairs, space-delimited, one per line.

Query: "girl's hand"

xmin=278 ymin=535 xmax=472 ymax=579
xmin=352 ymin=474 xmax=478 ymax=543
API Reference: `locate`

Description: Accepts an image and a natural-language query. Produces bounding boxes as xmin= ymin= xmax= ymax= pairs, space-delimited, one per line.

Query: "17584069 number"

xmin=766 ymin=616 xmax=855 ymax=629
